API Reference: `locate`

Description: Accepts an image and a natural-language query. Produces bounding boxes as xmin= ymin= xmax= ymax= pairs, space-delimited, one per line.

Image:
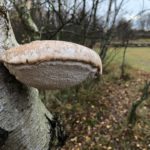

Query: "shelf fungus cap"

xmin=1 ymin=40 xmax=102 ymax=89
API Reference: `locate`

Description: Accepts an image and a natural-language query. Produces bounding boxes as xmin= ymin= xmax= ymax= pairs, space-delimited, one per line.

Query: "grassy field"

xmin=109 ymin=47 xmax=150 ymax=72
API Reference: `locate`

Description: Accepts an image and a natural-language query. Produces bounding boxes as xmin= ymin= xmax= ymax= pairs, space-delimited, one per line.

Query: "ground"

xmin=44 ymin=47 xmax=150 ymax=150
xmin=46 ymin=71 xmax=150 ymax=150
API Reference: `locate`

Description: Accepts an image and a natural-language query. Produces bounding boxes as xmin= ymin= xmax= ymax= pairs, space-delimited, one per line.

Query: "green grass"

xmin=109 ymin=47 xmax=150 ymax=72
xmin=134 ymin=38 xmax=150 ymax=43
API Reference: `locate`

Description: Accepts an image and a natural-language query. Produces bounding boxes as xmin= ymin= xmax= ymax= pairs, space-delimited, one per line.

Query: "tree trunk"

xmin=120 ymin=40 xmax=128 ymax=79
xmin=0 ymin=1 xmax=57 ymax=150
xmin=10 ymin=0 xmax=40 ymax=40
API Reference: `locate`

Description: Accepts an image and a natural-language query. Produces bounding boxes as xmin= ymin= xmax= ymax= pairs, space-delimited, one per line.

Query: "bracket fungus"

xmin=0 ymin=40 xmax=102 ymax=89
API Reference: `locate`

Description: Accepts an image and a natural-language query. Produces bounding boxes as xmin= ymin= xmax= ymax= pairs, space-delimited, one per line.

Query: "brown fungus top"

xmin=2 ymin=40 xmax=102 ymax=74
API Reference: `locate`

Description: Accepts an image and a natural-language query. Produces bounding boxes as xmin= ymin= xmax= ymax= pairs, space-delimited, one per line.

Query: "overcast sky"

xmin=123 ymin=0 xmax=150 ymax=20
xmin=85 ymin=0 xmax=150 ymax=20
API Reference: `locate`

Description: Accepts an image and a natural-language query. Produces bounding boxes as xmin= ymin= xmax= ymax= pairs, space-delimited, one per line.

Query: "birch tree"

xmin=0 ymin=1 xmax=66 ymax=149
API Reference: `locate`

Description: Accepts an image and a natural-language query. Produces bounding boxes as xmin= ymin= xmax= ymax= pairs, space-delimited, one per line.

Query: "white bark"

xmin=0 ymin=1 xmax=54 ymax=149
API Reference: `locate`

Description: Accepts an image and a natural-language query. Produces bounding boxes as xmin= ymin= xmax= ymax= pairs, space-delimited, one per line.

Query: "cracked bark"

xmin=0 ymin=1 xmax=54 ymax=150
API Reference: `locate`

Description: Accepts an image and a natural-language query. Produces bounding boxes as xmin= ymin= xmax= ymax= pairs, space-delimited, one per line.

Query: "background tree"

xmin=116 ymin=18 xmax=133 ymax=45
xmin=99 ymin=0 xmax=125 ymax=62
xmin=8 ymin=0 xmax=104 ymax=46
xmin=115 ymin=18 xmax=133 ymax=79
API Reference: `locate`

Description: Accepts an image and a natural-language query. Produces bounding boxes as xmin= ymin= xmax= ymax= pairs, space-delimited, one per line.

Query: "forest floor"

xmin=45 ymin=66 xmax=150 ymax=150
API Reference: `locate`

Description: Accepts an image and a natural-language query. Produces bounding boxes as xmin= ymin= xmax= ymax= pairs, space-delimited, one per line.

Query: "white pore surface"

xmin=5 ymin=61 xmax=97 ymax=89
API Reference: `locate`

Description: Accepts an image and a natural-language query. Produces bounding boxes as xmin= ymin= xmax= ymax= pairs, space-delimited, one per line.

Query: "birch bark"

xmin=0 ymin=1 xmax=54 ymax=149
